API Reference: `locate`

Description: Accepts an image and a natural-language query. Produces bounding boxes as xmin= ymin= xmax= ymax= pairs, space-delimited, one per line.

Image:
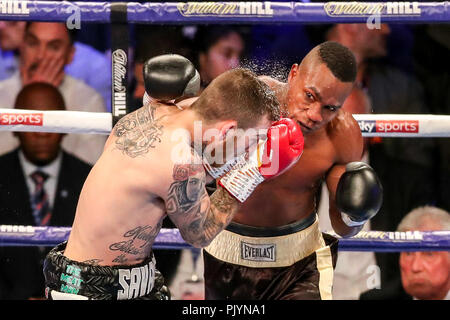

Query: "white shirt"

xmin=18 ymin=150 xmax=62 ymax=210
xmin=0 ymin=72 xmax=107 ymax=165
xmin=169 ymin=249 xmax=205 ymax=300
xmin=65 ymin=42 xmax=111 ymax=112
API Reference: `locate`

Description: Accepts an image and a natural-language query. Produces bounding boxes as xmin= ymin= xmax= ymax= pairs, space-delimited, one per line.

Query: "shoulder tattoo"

xmin=114 ymin=106 xmax=166 ymax=158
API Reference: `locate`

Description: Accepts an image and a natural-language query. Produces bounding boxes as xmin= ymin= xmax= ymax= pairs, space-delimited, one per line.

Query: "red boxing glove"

xmin=219 ymin=118 xmax=304 ymax=202
xmin=260 ymin=118 xmax=304 ymax=180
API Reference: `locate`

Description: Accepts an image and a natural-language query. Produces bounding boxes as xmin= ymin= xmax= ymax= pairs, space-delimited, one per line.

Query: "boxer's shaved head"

xmin=301 ymin=41 xmax=357 ymax=83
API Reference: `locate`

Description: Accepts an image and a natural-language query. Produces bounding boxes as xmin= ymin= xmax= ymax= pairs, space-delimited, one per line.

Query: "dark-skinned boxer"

xmin=43 ymin=55 xmax=304 ymax=300
xmin=203 ymin=41 xmax=383 ymax=300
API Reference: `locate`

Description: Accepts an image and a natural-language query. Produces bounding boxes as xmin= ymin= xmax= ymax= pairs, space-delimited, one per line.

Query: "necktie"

xmin=30 ymin=170 xmax=51 ymax=226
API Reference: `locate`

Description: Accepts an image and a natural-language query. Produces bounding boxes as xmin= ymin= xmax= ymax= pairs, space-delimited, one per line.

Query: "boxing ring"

xmin=0 ymin=1 xmax=449 ymax=253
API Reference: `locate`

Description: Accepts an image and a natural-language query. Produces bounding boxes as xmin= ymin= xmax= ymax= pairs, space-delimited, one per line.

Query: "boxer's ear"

xmin=288 ymin=64 xmax=299 ymax=83
xmin=219 ymin=120 xmax=237 ymax=138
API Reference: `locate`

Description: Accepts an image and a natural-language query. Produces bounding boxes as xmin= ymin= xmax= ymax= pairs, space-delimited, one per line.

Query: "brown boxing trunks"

xmin=203 ymin=213 xmax=338 ymax=300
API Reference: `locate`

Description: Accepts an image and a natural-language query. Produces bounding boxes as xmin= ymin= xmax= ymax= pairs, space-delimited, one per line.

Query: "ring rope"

xmin=0 ymin=1 xmax=448 ymax=24
xmin=0 ymin=225 xmax=449 ymax=252
xmin=1 ymin=109 xmax=450 ymax=137
xmin=0 ymin=109 xmax=112 ymax=135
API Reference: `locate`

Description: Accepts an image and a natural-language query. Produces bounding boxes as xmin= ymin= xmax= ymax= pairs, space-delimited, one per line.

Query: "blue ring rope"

xmin=0 ymin=225 xmax=449 ymax=252
xmin=0 ymin=2 xmax=448 ymax=24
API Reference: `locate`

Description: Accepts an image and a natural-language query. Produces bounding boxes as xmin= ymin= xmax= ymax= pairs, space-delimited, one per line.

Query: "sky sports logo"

xmin=0 ymin=113 xmax=44 ymax=126
xmin=358 ymin=120 xmax=419 ymax=133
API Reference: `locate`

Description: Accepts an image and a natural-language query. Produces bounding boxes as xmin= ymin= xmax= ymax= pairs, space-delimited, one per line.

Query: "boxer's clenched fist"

xmin=143 ymin=54 xmax=200 ymax=104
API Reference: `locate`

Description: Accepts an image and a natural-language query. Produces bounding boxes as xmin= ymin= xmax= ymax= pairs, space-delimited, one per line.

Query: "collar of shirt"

xmin=18 ymin=150 xmax=63 ymax=209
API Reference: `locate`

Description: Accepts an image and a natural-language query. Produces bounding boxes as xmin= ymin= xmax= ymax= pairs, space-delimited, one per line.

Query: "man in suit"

xmin=360 ymin=205 xmax=450 ymax=300
xmin=0 ymin=83 xmax=92 ymax=299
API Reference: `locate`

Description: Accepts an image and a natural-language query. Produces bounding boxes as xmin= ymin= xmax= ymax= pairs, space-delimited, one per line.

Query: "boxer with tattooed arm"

xmin=43 ymin=60 xmax=303 ymax=300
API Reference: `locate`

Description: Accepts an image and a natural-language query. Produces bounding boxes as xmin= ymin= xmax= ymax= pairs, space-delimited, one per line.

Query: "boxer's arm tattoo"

xmin=108 ymin=221 xmax=162 ymax=259
xmin=114 ymin=106 xmax=166 ymax=158
xmin=166 ymin=163 xmax=238 ymax=247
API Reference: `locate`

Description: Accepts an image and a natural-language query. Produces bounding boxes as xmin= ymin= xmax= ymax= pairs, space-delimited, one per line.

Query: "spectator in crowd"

xmin=325 ymin=23 xmax=437 ymax=288
xmin=317 ymin=86 xmax=379 ymax=299
xmin=0 ymin=83 xmax=92 ymax=299
xmin=0 ymin=21 xmax=111 ymax=111
xmin=361 ymin=206 xmax=450 ymax=300
xmin=0 ymin=21 xmax=26 ymax=80
xmin=0 ymin=22 xmax=107 ymax=165
xmin=193 ymin=26 xmax=245 ymax=91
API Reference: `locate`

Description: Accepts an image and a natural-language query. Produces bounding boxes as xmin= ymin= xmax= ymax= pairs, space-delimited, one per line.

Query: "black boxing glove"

xmin=336 ymin=162 xmax=383 ymax=227
xmin=143 ymin=54 xmax=200 ymax=104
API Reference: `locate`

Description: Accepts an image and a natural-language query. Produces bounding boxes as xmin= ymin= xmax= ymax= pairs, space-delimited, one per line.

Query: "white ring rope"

xmin=353 ymin=114 xmax=450 ymax=138
xmin=0 ymin=109 xmax=112 ymax=135
xmin=1 ymin=108 xmax=450 ymax=137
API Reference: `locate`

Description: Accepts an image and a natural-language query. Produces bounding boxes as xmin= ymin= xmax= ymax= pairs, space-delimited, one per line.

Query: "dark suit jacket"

xmin=0 ymin=149 xmax=92 ymax=299
xmin=360 ymin=277 xmax=413 ymax=300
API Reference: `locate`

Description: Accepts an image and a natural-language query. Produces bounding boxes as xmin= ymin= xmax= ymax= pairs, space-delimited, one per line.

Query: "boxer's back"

xmin=64 ymin=104 xmax=184 ymax=266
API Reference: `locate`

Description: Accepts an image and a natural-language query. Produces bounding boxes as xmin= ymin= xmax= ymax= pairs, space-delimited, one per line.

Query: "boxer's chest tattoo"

xmin=114 ymin=106 xmax=166 ymax=158
xmin=109 ymin=222 xmax=161 ymax=258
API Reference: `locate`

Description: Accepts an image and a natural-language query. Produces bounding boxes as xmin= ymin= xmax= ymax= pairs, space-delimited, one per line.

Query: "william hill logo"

xmin=241 ymin=242 xmax=276 ymax=262
xmin=324 ymin=2 xmax=422 ymax=17
xmin=0 ymin=0 xmax=30 ymax=15
xmin=177 ymin=2 xmax=274 ymax=17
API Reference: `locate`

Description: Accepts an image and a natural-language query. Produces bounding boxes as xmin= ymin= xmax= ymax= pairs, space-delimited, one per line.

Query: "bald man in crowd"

xmin=0 ymin=83 xmax=92 ymax=299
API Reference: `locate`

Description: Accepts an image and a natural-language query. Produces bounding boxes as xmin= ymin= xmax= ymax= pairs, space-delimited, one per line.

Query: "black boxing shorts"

xmin=43 ymin=241 xmax=170 ymax=300
xmin=203 ymin=213 xmax=338 ymax=300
